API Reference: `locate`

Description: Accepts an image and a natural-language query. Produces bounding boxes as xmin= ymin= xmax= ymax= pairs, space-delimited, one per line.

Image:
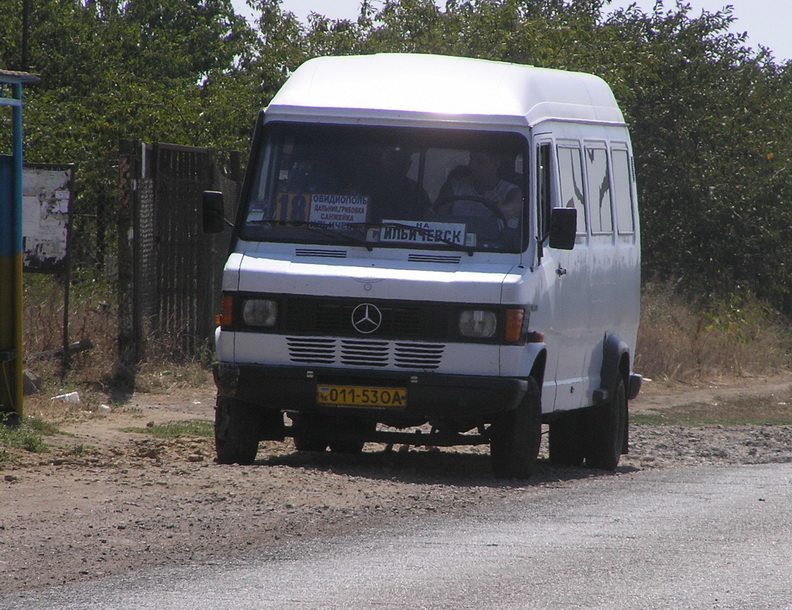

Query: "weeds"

xmin=64 ymin=444 xmax=101 ymax=457
xmin=23 ymin=416 xmax=59 ymax=436
xmin=133 ymin=361 xmax=211 ymax=393
xmin=635 ymin=281 xmax=792 ymax=382
xmin=17 ymin=274 xmax=792 ymax=414
xmin=22 ymin=272 xmax=212 ymax=403
xmin=632 ymin=394 xmax=792 ymax=426
xmin=0 ymin=414 xmax=55 ymax=457
xmin=121 ymin=420 xmax=214 ymax=439
xmin=23 ymin=273 xmax=117 ymax=389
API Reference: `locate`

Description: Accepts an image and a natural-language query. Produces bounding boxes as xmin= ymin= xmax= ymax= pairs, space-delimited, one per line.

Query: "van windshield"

xmin=240 ymin=123 xmax=527 ymax=253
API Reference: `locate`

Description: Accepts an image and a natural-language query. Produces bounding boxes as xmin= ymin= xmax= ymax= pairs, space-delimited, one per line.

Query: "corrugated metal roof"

xmin=0 ymin=69 xmax=40 ymax=85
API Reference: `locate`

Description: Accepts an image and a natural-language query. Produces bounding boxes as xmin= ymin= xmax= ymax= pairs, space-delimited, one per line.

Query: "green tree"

xmin=301 ymin=0 xmax=792 ymax=309
xmin=4 ymin=0 xmax=792 ymax=312
xmin=0 ymin=0 xmax=258 ymax=268
xmin=603 ymin=2 xmax=792 ymax=307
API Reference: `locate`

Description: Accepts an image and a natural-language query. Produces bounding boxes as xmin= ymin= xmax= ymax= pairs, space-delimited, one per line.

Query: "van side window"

xmin=611 ymin=149 xmax=635 ymax=234
xmin=537 ymin=143 xmax=553 ymax=241
xmin=557 ymin=145 xmax=586 ymax=234
xmin=585 ymin=146 xmax=612 ymax=234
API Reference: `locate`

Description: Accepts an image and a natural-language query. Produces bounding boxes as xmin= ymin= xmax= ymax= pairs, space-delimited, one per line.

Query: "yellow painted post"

xmin=0 ymin=70 xmax=39 ymax=420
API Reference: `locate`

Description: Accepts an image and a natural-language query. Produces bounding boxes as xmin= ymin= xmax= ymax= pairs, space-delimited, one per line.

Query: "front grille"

xmin=282 ymin=297 xmax=448 ymax=340
xmin=394 ymin=343 xmax=444 ymax=369
xmin=340 ymin=339 xmax=389 ymax=367
xmin=287 ymin=337 xmax=445 ymax=370
xmin=286 ymin=337 xmax=335 ymax=364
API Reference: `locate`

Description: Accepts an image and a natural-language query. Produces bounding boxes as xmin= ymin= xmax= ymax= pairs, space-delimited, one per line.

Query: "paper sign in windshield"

xmin=308 ymin=194 xmax=369 ymax=229
xmin=266 ymin=193 xmax=369 ymax=227
xmin=378 ymin=220 xmax=468 ymax=246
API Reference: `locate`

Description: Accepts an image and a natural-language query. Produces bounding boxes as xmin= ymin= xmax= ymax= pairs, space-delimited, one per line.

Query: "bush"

xmin=635 ymin=281 xmax=792 ymax=382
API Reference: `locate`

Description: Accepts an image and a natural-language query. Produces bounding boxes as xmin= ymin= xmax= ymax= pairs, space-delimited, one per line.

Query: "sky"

xmin=233 ymin=0 xmax=791 ymax=61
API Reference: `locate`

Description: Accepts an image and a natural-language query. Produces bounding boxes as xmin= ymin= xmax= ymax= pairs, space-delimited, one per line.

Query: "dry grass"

xmin=23 ymin=274 xmax=117 ymax=387
xmin=18 ymin=275 xmax=792 ymax=409
xmin=635 ymin=281 xmax=792 ymax=382
xmin=632 ymin=393 xmax=792 ymax=425
xmin=22 ymin=273 xmax=211 ymax=409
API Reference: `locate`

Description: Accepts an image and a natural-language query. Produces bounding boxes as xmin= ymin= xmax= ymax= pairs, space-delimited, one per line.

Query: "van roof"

xmin=265 ymin=53 xmax=624 ymax=128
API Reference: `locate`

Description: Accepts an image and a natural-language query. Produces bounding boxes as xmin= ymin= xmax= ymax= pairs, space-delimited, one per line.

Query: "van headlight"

xmin=458 ymin=309 xmax=497 ymax=338
xmin=242 ymin=298 xmax=278 ymax=327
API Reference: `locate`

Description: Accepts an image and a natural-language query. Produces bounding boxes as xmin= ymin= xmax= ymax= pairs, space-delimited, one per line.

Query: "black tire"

xmin=215 ymin=396 xmax=260 ymax=465
xmin=329 ymin=440 xmax=365 ymax=454
xmin=292 ymin=414 xmax=329 ymax=452
xmin=585 ymin=375 xmax=627 ymax=471
xmin=328 ymin=417 xmax=372 ymax=454
xmin=490 ymin=377 xmax=542 ymax=479
xmin=294 ymin=437 xmax=329 ymax=452
xmin=548 ymin=410 xmax=585 ymax=467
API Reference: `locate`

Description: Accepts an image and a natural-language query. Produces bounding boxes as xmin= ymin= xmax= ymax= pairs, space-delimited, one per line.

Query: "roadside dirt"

xmin=2 ymin=376 xmax=792 ymax=594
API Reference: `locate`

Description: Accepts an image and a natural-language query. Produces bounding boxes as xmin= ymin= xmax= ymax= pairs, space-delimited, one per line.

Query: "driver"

xmin=434 ymin=150 xmax=521 ymax=223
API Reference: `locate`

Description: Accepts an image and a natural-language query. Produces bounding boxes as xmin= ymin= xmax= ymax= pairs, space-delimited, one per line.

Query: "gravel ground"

xmin=2 ymin=378 xmax=792 ymax=594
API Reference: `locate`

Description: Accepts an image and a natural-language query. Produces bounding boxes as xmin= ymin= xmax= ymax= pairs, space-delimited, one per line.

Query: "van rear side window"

xmin=585 ymin=146 xmax=613 ymax=235
xmin=611 ymin=149 xmax=635 ymax=235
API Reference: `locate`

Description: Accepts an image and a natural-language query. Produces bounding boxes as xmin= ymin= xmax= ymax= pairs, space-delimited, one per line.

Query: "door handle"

xmin=556 ymin=267 xmax=567 ymax=277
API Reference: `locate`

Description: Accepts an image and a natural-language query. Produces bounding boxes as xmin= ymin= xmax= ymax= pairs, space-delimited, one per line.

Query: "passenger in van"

xmin=370 ymin=147 xmax=431 ymax=221
xmin=435 ymin=150 xmax=521 ymax=224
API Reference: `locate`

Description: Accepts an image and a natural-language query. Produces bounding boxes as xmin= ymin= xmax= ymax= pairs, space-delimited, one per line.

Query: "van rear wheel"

xmin=548 ymin=411 xmax=585 ymax=467
xmin=329 ymin=440 xmax=365 ymax=454
xmin=294 ymin=437 xmax=329 ymax=452
xmin=328 ymin=417 xmax=373 ymax=454
xmin=292 ymin=414 xmax=329 ymax=452
xmin=585 ymin=376 xmax=627 ymax=471
xmin=490 ymin=377 xmax=542 ymax=478
xmin=215 ymin=396 xmax=260 ymax=465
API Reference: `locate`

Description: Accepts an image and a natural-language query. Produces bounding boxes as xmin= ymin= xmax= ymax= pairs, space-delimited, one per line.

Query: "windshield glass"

xmin=241 ymin=123 xmax=527 ymax=253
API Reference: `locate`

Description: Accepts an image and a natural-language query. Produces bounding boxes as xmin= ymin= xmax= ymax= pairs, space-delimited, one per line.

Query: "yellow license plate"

xmin=316 ymin=384 xmax=407 ymax=408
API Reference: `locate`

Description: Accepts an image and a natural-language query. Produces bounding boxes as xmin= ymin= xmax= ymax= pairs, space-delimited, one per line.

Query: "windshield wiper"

xmin=352 ymin=221 xmax=475 ymax=256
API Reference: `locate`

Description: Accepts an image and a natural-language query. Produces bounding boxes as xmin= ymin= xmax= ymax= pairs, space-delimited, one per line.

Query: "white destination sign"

xmin=377 ymin=220 xmax=468 ymax=246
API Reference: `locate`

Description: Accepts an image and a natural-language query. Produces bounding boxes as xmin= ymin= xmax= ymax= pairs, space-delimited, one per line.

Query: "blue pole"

xmin=12 ymin=82 xmax=23 ymax=254
xmin=0 ymin=73 xmax=38 ymax=417
xmin=9 ymin=82 xmax=24 ymax=415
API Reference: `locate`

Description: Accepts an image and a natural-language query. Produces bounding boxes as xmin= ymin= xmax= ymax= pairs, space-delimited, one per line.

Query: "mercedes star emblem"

xmin=351 ymin=303 xmax=383 ymax=334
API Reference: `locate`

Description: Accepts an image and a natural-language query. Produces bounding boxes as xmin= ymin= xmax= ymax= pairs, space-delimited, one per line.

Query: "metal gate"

xmin=117 ymin=141 xmax=240 ymax=384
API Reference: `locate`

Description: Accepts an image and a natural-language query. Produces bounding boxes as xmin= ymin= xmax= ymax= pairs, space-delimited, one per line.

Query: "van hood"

xmin=224 ymin=252 xmax=521 ymax=305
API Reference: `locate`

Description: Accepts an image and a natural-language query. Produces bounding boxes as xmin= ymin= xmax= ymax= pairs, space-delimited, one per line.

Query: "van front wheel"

xmin=490 ymin=377 xmax=542 ymax=478
xmin=215 ymin=396 xmax=260 ymax=465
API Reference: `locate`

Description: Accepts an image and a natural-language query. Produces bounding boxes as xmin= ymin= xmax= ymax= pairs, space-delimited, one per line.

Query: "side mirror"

xmin=548 ymin=207 xmax=577 ymax=250
xmin=202 ymin=190 xmax=226 ymax=233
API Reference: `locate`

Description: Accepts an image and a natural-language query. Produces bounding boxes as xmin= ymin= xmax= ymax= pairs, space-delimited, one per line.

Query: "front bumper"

xmin=213 ymin=362 xmax=528 ymax=420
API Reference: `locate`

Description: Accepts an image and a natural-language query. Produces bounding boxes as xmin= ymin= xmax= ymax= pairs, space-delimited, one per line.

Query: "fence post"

xmin=114 ymin=140 xmax=137 ymax=391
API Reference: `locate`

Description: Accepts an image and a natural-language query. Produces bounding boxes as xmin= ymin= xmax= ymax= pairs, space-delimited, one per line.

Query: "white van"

xmin=203 ymin=53 xmax=642 ymax=477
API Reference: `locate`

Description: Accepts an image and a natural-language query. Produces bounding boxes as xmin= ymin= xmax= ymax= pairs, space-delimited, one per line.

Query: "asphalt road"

xmin=3 ymin=463 xmax=791 ymax=609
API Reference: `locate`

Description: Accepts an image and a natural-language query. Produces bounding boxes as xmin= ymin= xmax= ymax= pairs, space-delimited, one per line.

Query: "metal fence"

xmin=116 ymin=141 xmax=240 ymax=385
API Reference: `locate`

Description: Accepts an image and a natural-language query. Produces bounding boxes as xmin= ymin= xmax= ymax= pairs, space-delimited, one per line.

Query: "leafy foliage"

xmin=2 ymin=0 xmax=792 ymax=310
